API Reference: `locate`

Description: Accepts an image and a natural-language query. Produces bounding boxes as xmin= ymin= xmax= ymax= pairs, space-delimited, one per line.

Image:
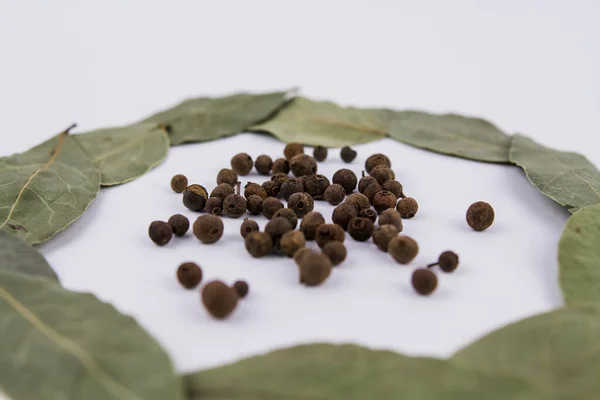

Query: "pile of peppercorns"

xmin=149 ymin=143 xmax=495 ymax=319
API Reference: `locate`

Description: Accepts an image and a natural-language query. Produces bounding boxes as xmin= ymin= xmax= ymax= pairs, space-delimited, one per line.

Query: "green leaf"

xmin=74 ymin=123 xmax=169 ymax=186
xmin=0 ymin=126 xmax=101 ymax=245
xmin=509 ymin=134 xmax=600 ymax=212
xmin=185 ymin=343 xmax=536 ymax=399
xmin=0 ymin=270 xmax=183 ymax=400
xmin=453 ymin=306 xmax=600 ymax=399
xmin=384 ymin=109 xmax=512 ymax=163
xmin=141 ymin=90 xmax=295 ymax=146
xmin=249 ymin=97 xmax=388 ymax=147
xmin=0 ymin=230 xmax=58 ymax=282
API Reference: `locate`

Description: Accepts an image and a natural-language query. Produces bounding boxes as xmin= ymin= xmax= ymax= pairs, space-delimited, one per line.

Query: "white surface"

xmin=0 ymin=0 xmax=598 ymax=386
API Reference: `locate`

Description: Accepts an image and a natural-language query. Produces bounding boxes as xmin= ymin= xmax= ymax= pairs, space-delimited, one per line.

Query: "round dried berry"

xmin=365 ymin=153 xmax=391 ymax=174
xmin=271 ymin=173 xmax=289 ymax=186
xmin=363 ymin=183 xmax=383 ymax=203
xmin=290 ymin=154 xmax=318 ymax=177
xmin=321 ymin=241 xmax=347 ymax=266
xmin=204 ymin=197 xmax=223 ymax=215
xmin=240 ymin=218 xmax=259 ymax=239
xmin=397 ymin=197 xmax=419 ymax=219
xmin=299 ymin=211 xmax=325 ymax=240
xmin=466 ymin=201 xmax=494 ymax=231
xmin=332 ymin=169 xmax=357 ymax=194
xmin=345 ymin=193 xmax=370 ymax=212
xmin=378 ymin=209 xmax=403 ymax=231
xmin=246 ymin=195 xmax=263 ymax=215
xmin=262 ymin=197 xmax=284 ymax=219
xmin=293 ymin=247 xmax=312 ymax=265
xmin=340 ymin=146 xmax=357 ymax=163
xmin=370 ymin=165 xmax=395 ymax=185
xmin=388 ymin=235 xmax=419 ymax=264
xmin=255 ymin=155 xmax=273 ymax=175
xmin=383 ymin=180 xmax=404 ymax=199
xmin=210 ymin=183 xmax=234 ymax=202
xmin=183 ymin=184 xmax=208 ymax=211
xmin=348 ymin=217 xmax=374 ymax=242
xmin=177 ymin=262 xmax=202 ymax=289
xmin=223 ymin=194 xmax=247 ymax=218
xmin=358 ymin=174 xmax=378 ymax=194
xmin=273 ymin=208 xmax=298 ymax=229
xmin=373 ymin=190 xmax=397 ymax=214
xmin=332 ymin=204 xmax=358 ymax=231
xmin=280 ymin=231 xmax=306 ymax=257
xmin=231 ymin=153 xmax=253 ymax=176
xmin=280 ymin=178 xmax=304 ymax=200
xmin=202 ymin=280 xmax=238 ymax=319
xmin=272 ymin=158 xmax=290 ymax=174
xmin=412 ymin=268 xmax=437 ymax=295
xmin=359 ymin=208 xmax=377 ymax=223
xmin=437 ymin=251 xmax=459 ymax=273
xmin=217 ymin=168 xmax=238 ymax=186
xmin=149 ymin=221 xmax=173 ymax=246
xmin=233 ymin=280 xmax=249 ymax=298
xmin=324 ymin=184 xmax=346 ymax=205
xmin=315 ymin=224 xmax=345 ymax=249
xmin=284 ymin=142 xmax=304 ymax=160
xmin=298 ymin=251 xmax=332 ymax=286
xmin=313 ymin=146 xmax=328 ymax=162
xmin=265 ymin=217 xmax=293 ymax=243
xmin=245 ymin=231 xmax=273 ymax=258
xmin=168 ymin=214 xmax=190 ymax=237
xmin=193 ymin=215 xmax=224 ymax=244
xmin=262 ymin=181 xmax=281 ymax=198
xmin=372 ymin=225 xmax=399 ymax=252
xmin=304 ymin=174 xmax=330 ymax=199
xmin=288 ymin=192 xmax=315 ymax=218
xmin=170 ymin=174 xmax=188 ymax=193
xmin=244 ymin=182 xmax=267 ymax=199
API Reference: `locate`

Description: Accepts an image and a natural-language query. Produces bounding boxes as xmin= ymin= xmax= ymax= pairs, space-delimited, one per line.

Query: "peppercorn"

xmin=331 ymin=204 xmax=358 ymax=231
xmin=244 ymin=182 xmax=268 ymax=199
xmin=370 ymin=165 xmax=395 ymax=185
xmin=177 ymin=262 xmax=202 ymax=289
xmin=345 ymin=193 xmax=370 ymax=212
xmin=255 ymin=155 xmax=273 ymax=175
xmin=193 ymin=215 xmax=224 ymax=244
xmin=359 ymin=208 xmax=377 ymax=223
xmin=245 ymin=231 xmax=273 ymax=258
xmin=373 ymin=190 xmax=397 ymax=213
xmin=272 ymin=158 xmax=290 ymax=174
xmin=204 ymin=197 xmax=223 ymax=215
xmin=324 ymin=184 xmax=346 ymax=205
xmin=388 ymin=235 xmax=419 ymax=264
xmin=315 ymin=224 xmax=345 ymax=249
xmin=280 ymin=231 xmax=306 ymax=257
xmin=293 ymin=247 xmax=312 ymax=265
xmin=288 ymin=192 xmax=315 ymax=218
xmin=340 ymin=146 xmax=357 ymax=163
xmin=290 ymin=154 xmax=318 ymax=177
xmin=280 ymin=178 xmax=304 ymax=200
xmin=231 ymin=153 xmax=253 ymax=176
xmin=299 ymin=211 xmax=325 ymax=240
xmin=202 ymin=280 xmax=238 ymax=319
xmin=372 ymin=225 xmax=399 ymax=252
xmin=428 ymin=251 xmax=459 ymax=273
xmin=223 ymin=191 xmax=247 ymax=218
xmin=240 ymin=218 xmax=259 ymax=238
xmin=298 ymin=251 xmax=332 ymax=286
xmin=273 ymin=208 xmax=298 ymax=229
xmin=332 ymin=169 xmax=357 ymax=194
xmin=363 ymin=183 xmax=383 ymax=203
xmin=217 ymin=168 xmax=238 ymax=186
xmin=358 ymin=172 xmax=378 ymax=194
xmin=170 ymin=174 xmax=188 ymax=193
xmin=365 ymin=153 xmax=391 ymax=174
xmin=168 ymin=214 xmax=190 ymax=237
xmin=262 ymin=197 xmax=284 ymax=219
xmin=383 ymin=180 xmax=404 ymax=199
xmin=265 ymin=217 xmax=293 ymax=243
xmin=148 ymin=221 xmax=173 ymax=246
xmin=378 ymin=209 xmax=403 ymax=231
xmin=246 ymin=195 xmax=263 ymax=215
xmin=271 ymin=173 xmax=289 ymax=186
xmin=466 ymin=201 xmax=494 ymax=231
xmin=313 ymin=146 xmax=328 ymax=162
xmin=397 ymin=197 xmax=419 ymax=219
xmin=348 ymin=217 xmax=374 ymax=242
xmin=210 ymin=183 xmax=234 ymax=202
xmin=262 ymin=181 xmax=281 ymax=197
xmin=232 ymin=280 xmax=249 ymax=298
xmin=321 ymin=241 xmax=347 ymax=266
xmin=183 ymin=184 xmax=208 ymax=211
xmin=284 ymin=142 xmax=304 ymax=160
xmin=412 ymin=268 xmax=437 ymax=295
xmin=304 ymin=174 xmax=330 ymax=199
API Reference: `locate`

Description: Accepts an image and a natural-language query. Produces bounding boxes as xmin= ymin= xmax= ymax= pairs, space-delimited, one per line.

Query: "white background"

xmin=1 ymin=0 xmax=599 ymax=388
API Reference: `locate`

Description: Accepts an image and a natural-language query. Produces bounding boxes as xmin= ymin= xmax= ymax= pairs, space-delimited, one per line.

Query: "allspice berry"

xmin=397 ymin=197 xmax=419 ymax=219
xmin=271 ymin=173 xmax=289 ymax=186
xmin=244 ymin=182 xmax=268 ymax=199
xmin=148 ymin=221 xmax=173 ymax=246
xmin=428 ymin=251 xmax=459 ymax=273
xmin=177 ymin=262 xmax=202 ymax=289
xmin=290 ymin=154 xmax=318 ymax=177
xmin=298 ymin=251 xmax=332 ymax=286
xmin=210 ymin=183 xmax=234 ymax=202
xmin=321 ymin=241 xmax=347 ymax=266
xmin=273 ymin=208 xmax=298 ymax=229
xmin=246 ymin=195 xmax=263 ymax=215
xmin=315 ymin=224 xmax=345 ymax=249
xmin=262 ymin=197 xmax=284 ymax=219
xmin=332 ymin=169 xmax=357 ymax=194
xmin=383 ymin=180 xmax=404 ymax=199
xmin=288 ymin=192 xmax=315 ymax=218
xmin=332 ymin=204 xmax=358 ymax=230
xmin=388 ymin=235 xmax=419 ymax=264
xmin=240 ymin=218 xmax=259 ymax=238
xmin=372 ymin=225 xmax=399 ymax=252
xmin=233 ymin=280 xmax=249 ymax=298
xmin=412 ymin=268 xmax=438 ymax=295
xmin=223 ymin=192 xmax=247 ymax=218
xmin=378 ymin=209 xmax=403 ymax=231
xmin=359 ymin=209 xmax=377 ymax=223
xmin=340 ymin=146 xmax=357 ymax=163
xmin=280 ymin=178 xmax=304 ymax=200
xmin=363 ymin=183 xmax=383 ymax=203
xmin=293 ymin=247 xmax=312 ymax=265
xmin=183 ymin=184 xmax=208 ymax=212
xmin=170 ymin=174 xmax=188 ymax=193
xmin=231 ymin=153 xmax=253 ymax=176
xmin=373 ymin=190 xmax=397 ymax=214
xmin=272 ymin=158 xmax=290 ymax=174
xmin=255 ymin=155 xmax=273 ymax=175
xmin=280 ymin=231 xmax=306 ymax=257
xmin=313 ymin=146 xmax=328 ymax=162
xmin=217 ymin=168 xmax=238 ymax=187
xmin=304 ymin=174 xmax=330 ymax=199
xmin=245 ymin=231 xmax=273 ymax=258
xmin=370 ymin=165 xmax=395 ymax=185
xmin=204 ymin=197 xmax=223 ymax=215
xmin=202 ymin=280 xmax=238 ymax=319
xmin=262 ymin=181 xmax=281 ymax=198
xmin=265 ymin=217 xmax=293 ymax=243
xmin=466 ymin=201 xmax=495 ymax=231
xmin=284 ymin=142 xmax=304 ymax=160
xmin=168 ymin=214 xmax=190 ymax=236
xmin=345 ymin=193 xmax=370 ymax=212
xmin=365 ymin=153 xmax=391 ymax=174
xmin=324 ymin=184 xmax=346 ymax=205
xmin=193 ymin=215 xmax=224 ymax=244
xmin=358 ymin=172 xmax=378 ymax=194
xmin=348 ymin=217 xmax=375 ymax=242
xmin=299 ymin=211 xmax=325 ymax=240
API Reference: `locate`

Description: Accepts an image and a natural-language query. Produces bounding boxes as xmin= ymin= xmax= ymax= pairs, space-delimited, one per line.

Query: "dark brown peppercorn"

xmin=246 ymin=195 xmax=263 ymax=215
xmin=348 ymin=217 xmax=375 ymax=242
xmin=288 ymin=192 xmax=315 ymax=218
xmin=412 ymin=268 xmax=438 ymax=295
xmin=359 ymin=209 xmax=377 ymax=223
xmin=345 ymin=193 xmax=370 ymax=212
xmin=170 ymin=174 xmax=188 ymax=193
xmin=299 ymin=211 xmax=325 ymax=240
xmin=244 ymin=182 xmax=268 ymax=199
xmin=378 ymin=209 xmax=403 ymax=231
xmin=262 ymin=197 xmax=284 ymax=219
xmin=332 ymin=169 xmax=357 ymax=194
xmin=332 ymin=204 xmax=358 ymax=231
xmin=240 ymin=218 xmax=259 ymax=238
xmin=204 ymin=197 xmax=223 ymax=215
xmin=340 ymin=146 xmax=357 ymax=163
xmin=254 ymin=155 xmax=273 ymax=175
xmin=397 ymin=197 xmax=419 ymax=219
xmin=245 ymin=231 xmax=273 ymax=258
xmin=298 ymin=251 xmax=332 ymax=286
xmin=262 ymin=181 xmax=281 ymax=198
xmin=193 ymin=215 xmax=224 ymax=244
xmin=388 ymin=235 xmax=419 ymax=264
xmin=280 ymin=231 xmax=306 ymax=257
xmin=272 ymin=158 xmax=290 ymax=174
xmin=293 ymin=247 xmax=312 ymax=265
xmin=383 ymin=180 xmax=404 ymax=199
xmin=365 ymin=153 xmax=391 ymax=174
xmin=273 ymin=208 xmax=298 ymax=229
xmin=183 ymin=184 xmax=208 ymax=212
xmin=370 ymin=165 xmax=395 ymax=185
xmin=428 ymin=251 xmax=459 ymax=273
xmin=280 ymin=178 xmax=304 ymax=200
xmin=313 ymin=146 xmax=328 ymax=162
xmin=358 ymin=172 xmax=378 ymax=194
xmin=315 ymin=224 xmax=345 ymax=249
xmin=372 ymin=225 xmax=399 ymax=252
xmin=177 ymin=262 xmax=202 ymax=289
xmin=231 ymin=153 xmax=253 ymax=176
xmin=265 ymin=217 xmax=293 ymax=242
xmin=290 ymin=154 xmax=318 ymax=177
xmin=324 ymin=184 xmax=346 ymax=205
xmin=223 ymin=193 xmax=247 ymax=218
xmin=232 ymin=280 xmax=249 ymax=298
xmin=321 ymin=241 xmax=347 ymax=266
xmin=304 ymin=174 xmax=330 ymax=199
xmin=168 ymin=214 xmax=190 ymax=237
xmin=202 ymin=280 xmax=238 ymax=319
xmin=217 ymin=168 xmax=238 ymax=187
xmin=210 ymin=183 xmax=234 ymax=202
xmin=466 ymin=201 xmax=494 ymax=231
xmin=284 ymin=142 xmax=304 ymax=160
xmin=271 ymin=173 xmax=289 ymax=186
xmin=363 ymin=183 xmax=383 ymax=203
xmin=373 ymin=190 xmax=397 ymax=214
xmin=149 ymin=221 xmax=173 ymax=246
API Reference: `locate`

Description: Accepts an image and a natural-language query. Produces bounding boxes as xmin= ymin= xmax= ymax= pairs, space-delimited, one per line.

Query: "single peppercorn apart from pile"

xmin=272 ymin=158 xmax=290 ymax=174
xmin=428 ymin=251 xmax=459 ymax=273
xmin=315 ymin=224 xmax=346 ymax=249
xmin=324 ymin=184 xmax=346 ymax=205
xmin=345 ymin=193 xmax=371 ymax=212
xmin=358 ymin=172 xmax=378 ymax=194
xmin=332 ymin=204 xmax=358 ymax=230
xmin=231 ymin=153 xmax=253 ymax=176
xmin=365 ymin=153 xmax=391 ymax=174
xmin=284 ymin=142 xmax=304 ymax=160
xmin=170 ymin=174 xmax=188 ymax=193
xmin=168 ymin=214 xmax=190 ymax=237
xmin=205 ymin=197 xmax=223 ymax=215
xmin=304 ymin=174 xmax=330 ymax=199
xmin=244 ymin=182 xmax=267 ymax=199
xmin=372 ymin=225 xmax=399 ymax=252
xmin=290 ymin=154 xmax=318 ymax=177
xmin=177 ymin=262 xmax=202 ymax=289
xmin=340 ymin=146 xmax=357 ymax=163
xmin=378 ymin=209 xmax=403 ymax=231
xmin=262 ymin=181 xmax=281 ymax=198
xmin=383 ymin=180 xmax=404 ymax=199
xmin=254 ymin=155 xmax=273 ymax=175
xmin=265 ymin=217 xmax=293 ymax=243
xmin=466 ymin=201 xmax=495 ymax=231
xmin=288 ymin=192 xmax=315 ymax=217
xmin=348 ymin=217 xmax=375 ymax=242
xmin=240 ymin=218 xmax=259 ymax=239
xmin=397 ymin=197 xmax=419 ymax=219
xmin=370 ymin=165 xmax=395 ymax=185
xmin=183 ymin=184 xmax=208 ymax=212
xmin=262 ymin=197 xmax=284 ymax=219
xmin=149 ymin=221 xmax=173 ymax=246
xmin=210 ymin=183 xmax=234 ymax=202
xmin=359 ymin=209 xmax=377 ymax=223
xmin=373 ymin=190 xmax=397 ymax=213
xmin=321 ymin=241 xmax=347 ymax=266
xmin=280 ymin=178 xmax=304 ymax=200
xmin=245 ymin=231 xmax=273 ymax=258
xmin=332 ymin=169 xmax=357 ymax=194
xmin=298 ymin=251 xmax=332 ymax=286
xmin=280 ymin=231 xmax=306 ymax=257
xmin=193 ymin=215 xmax=224 ymax=244
xmin=313 ymin=146 xmax=328 ymax=162
xmin=223 ymin=183 xmax=247 ymax=218
xmin=232 ymin=280 xmax=249 ymax=298
xmin=273 ymin=208 xmax=298 ymax=229
xmin=388 ymin=235 xmax=419 ymax=264
xmin=299 ymin=211 xmax=326 ymax=240
xmin=202 ymin=280 xmax=238 ymax=319
xmin=217 ymin=168 xmax=238 ymax=187
xmin=412 ymin=268 xmax=438 ymax=295
xmin=246 ymin=195 xmax=263 ymax=215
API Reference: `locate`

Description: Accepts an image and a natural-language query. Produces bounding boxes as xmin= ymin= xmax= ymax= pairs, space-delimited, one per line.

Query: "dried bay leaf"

xmin=74 ymin=123 xmax=169 ymax=186
xmin=509 ymin=134 xmax=600 ymax=213
xmin=0 ymin=126 xmax=101 ymax=245
xmin=249 ymin=97 xmax=388 ymax=147
xmin=142 ymin=89 xmax=296 ymax=146
xmin=0 ymin=230 xmax=58 ymax=282
xmin=185 ymin=343 xmax=535 ymax=399
xmin=0 ymin=270 xmax=184 ymax=400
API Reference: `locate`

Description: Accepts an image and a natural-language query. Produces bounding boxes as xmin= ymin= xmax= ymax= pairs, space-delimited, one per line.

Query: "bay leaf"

xmin=185 ymin=343 xmax=536 ymax=399
xmin=74 ymin=123 xmax=169 ymax=186
xmin=453 ymin=306 xmax=600 ymax=399
xmin=0 ymin=126 xmax=101 ymax=245
xmin=0 ymin=269 xmax=183 ymax=400
xmin=142 ymin=89 xmax=295 ymax=146
xmin=0 ymin=230 xmax=58 ymax=282
xmin=249 ymin=97 xmax=388 ymax=147
xmin=384 ymin=109 xmax=512 ymax=163
xmin=509 ymin=134 xmax=600 ymax=212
